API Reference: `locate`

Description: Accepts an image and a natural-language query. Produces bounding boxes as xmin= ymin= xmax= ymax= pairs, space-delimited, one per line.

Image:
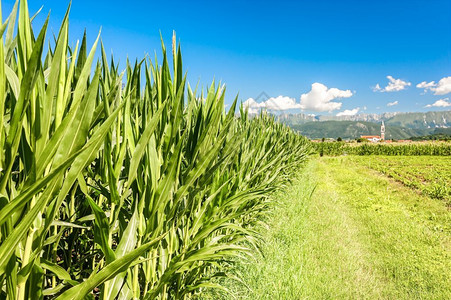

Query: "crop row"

xmin=349 ymin=156 xmax=451 ymax=205
xmin=0 ymin=1 xmax=310 ymax=299
xmin=314 ymin=142 xmax=451 ymax=156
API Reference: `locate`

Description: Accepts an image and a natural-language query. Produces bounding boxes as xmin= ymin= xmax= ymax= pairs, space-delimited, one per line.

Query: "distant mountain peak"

xmin=278 ymin=110 xmax=451 ymax=130
xmin=279 ymin=110 xmax=451 ymax=139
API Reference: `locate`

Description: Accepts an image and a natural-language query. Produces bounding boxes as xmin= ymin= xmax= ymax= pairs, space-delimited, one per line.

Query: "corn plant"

xmin=0 ymin=1 xmax=310 ymax=299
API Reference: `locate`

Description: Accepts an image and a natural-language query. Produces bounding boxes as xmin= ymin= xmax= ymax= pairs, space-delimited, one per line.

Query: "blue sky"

xmin=2 ymin=0 xmax=451 ymax=115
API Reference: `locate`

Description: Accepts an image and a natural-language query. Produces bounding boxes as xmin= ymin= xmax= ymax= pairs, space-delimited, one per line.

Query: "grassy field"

xmin=214 ymin=157 xmax=451 ymax=299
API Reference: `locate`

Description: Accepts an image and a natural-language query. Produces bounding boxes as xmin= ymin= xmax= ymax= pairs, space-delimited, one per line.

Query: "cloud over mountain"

xmin=243 ymin=96 xmax=302 ymax=113
xmin=336 ymin=107 xmax=360 ymax=116
xmin=300 ymin=83 xmax=353 ymax=112
xmin=425 ymin=98 xmax=451 ymax=108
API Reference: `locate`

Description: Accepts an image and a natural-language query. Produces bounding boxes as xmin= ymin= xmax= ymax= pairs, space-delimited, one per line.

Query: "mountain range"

xmin=277 ymin=110 xmax=451 ymax=140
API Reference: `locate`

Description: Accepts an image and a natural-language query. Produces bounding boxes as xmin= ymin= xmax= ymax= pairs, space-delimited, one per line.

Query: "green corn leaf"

xmin=51 ymin=220 xmax=90 ymax=230
xmin=104 ymin=210 xmax=139 ymax=299
xmin=40 ymin=259 xmax=72 ymax=282
xmin=86 ymin=195 xmax=116 ymax=263
xmin=56 ymin=235 xmax=165 ymax=300
xmin=25 ymin=263 xmax=44 ymax=300
xmin=53 ymin=64 xmax=100 ymax=167
xmin=0 ymin=3 xmax=5 ymax=172
xmin=127 ymin=100 xmax=167 ymax=187
xmin=36 ymin=3 xmax=70 ymax=156
xmin=0 ymin=15 xmax=48 ymax=192
xmin=4 ymin=1 xmax=18 ymax=53
xmin=4 ymin=64 xmax=20 ymax=99
xmin=44 ymin=100 xmax=126 ymax=230
xmin=71 ymin=30 xmax=100 ymax=109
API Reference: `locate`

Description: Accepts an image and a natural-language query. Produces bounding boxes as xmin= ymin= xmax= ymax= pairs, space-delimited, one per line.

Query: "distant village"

xmin=360 ymin=121 xmax=386 ymax=142
xmin=311 ymin=121 xmax=417 ymax=143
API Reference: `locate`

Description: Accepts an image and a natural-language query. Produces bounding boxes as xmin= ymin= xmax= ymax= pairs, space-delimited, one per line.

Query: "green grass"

xmin=216 ymin=157 xmax=451 ymax=299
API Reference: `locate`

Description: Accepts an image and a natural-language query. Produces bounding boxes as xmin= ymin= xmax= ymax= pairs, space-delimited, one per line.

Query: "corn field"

xmin=0 ymin=1 xmax=310 ymax=299
xmin=314 ymin=141 xmax=451 ymax=156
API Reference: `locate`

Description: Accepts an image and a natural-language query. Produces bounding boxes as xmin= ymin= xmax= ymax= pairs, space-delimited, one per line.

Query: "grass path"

xmin=224 ymin=157 xmax=451 ymax=299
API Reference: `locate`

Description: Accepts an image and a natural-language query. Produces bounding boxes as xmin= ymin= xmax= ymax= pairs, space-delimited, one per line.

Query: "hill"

xmin=291 ymin=121 xmax=431 ymax=140
xmin=409 ymin=128 xmax=451 ymax=141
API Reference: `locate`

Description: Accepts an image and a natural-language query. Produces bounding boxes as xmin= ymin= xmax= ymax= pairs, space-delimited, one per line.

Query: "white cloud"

xmin=336 ymin=107 xmax=359 ymax=116
xmin=263 ymin=96 xmax=302 ymax=110
xmin=416 ymin=81 xmax=436 ymax=89
xmin=243 ymin=95 xmax=302 ymax=113
xmin=387 ymin=100 xmax=399 ymax=107
xmin=425 ymin=98 xmax=451 ymax=108
xmin=433 ymin=77 xmax=451 ymax=95
xmin=417 ymin=76 xmax=451 ymax=95
xmin=300 ymin=82 xmax=353 ymax=112
xmin=373 ymin=75 xmax=411 ymax=92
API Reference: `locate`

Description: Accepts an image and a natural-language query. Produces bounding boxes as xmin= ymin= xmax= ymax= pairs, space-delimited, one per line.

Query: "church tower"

xmin=381 ymin=121 xmax=385 ymax=140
